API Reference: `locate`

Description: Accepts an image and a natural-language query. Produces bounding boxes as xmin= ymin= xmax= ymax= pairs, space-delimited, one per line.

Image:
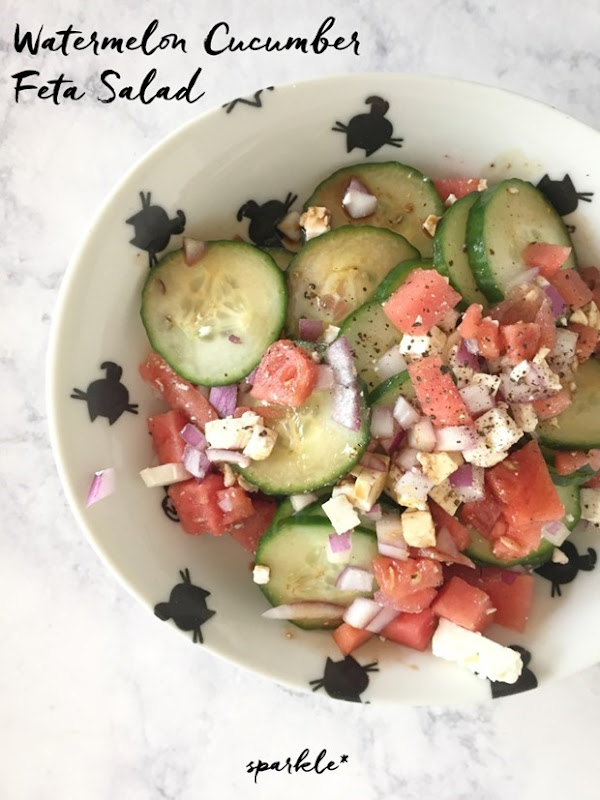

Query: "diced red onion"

xmin=209 ymin=384 xmax=238 ymax=418
xmin=182 ymin=444 xmax=210 ymax=479
xmin=180 ymin=423 xmax=207 ymax=449
xmin=370 ymin=406 xmax=395 ymax=439
xmin=375 ymin=346 xmax=408 ymax=381
xmin=435 ymin=425 xmax=479 ymax=452
xmin=217 ymin=492 xmax=235 ymax=512
xmin=459 ymin=384 xmax=495 ymax=417
xmin=541 ymin=520 xmax=571 ymax=547
xmin=290 ymin=492 xmax=318 ymax=512
xmin=228 ymin=334 xmax=242 ymax=344
xmin=332 ymin=383 xmax=361 ymax=431
xmin=328 ymin=530 xmax=352 ymax=553
xmin=375 ymin=513 xmax=405 ymax=544
xmin=361 ymin=503 xmax=382 ymax=521
xmin=342 ymin=178 xmax=378 ymax=219
xmin=415 ymin=545 xmax=475 ymax=568
xmin=499 ymin=364 xmax=559 ymax=403
xmin=408 ymin=417 xmax=437 ymax=452
xmin=315 ymin=364 xmax=335 ymax=391
xmin=342 ymin=597 xmax=381 ymax=629
xmin=393 ymin=395 xmax=420 ymax=429
xmin=379 ymin=427 xmax=405 ymax=454
xmin=335 ymin=566 xmax=374 ymax=593
xmin=549 ymin=328 xmax=578 ymax=376
xmin=263 ymin=602 xmax=346 ymax=621
xmin=456 ymin=339 xmax=480 ymax=368
xmin=464 ymin=338 xmax=480 ymax=356
xmin=326 ymin=336 xmax=357 ymax=385
xmin=506 ymin=267 xmax=539 ymax=292
xmin=448 ymin=463 xmax=484 ymax=503
xmin=544 ymin=285 xmax=566 ymax=318
xmin=377 ymin=541 xmax=410 ymax=560
xmin=360 ymin=452 xmax=388 ymax=472
xmin=366 ymin=606 xmax=400 ymax=633
xmin=206 ymin=449 xmax=251 ymax=468
xmin=299 ymin=317 xmax=324 ymax=342
xmin=85 ymin=468 xmax=115 ymax=507
xmin=394 ymin=446 xmax=420 ymax=471
xmin=394 ymin=468 xmax=434 ymax=501
xmin=183 ymin=237 xmax=207 ymax=266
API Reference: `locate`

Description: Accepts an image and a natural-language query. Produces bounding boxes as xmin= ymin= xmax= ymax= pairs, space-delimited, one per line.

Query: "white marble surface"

xmin=4 ymin=0 xmax=600 ymax=797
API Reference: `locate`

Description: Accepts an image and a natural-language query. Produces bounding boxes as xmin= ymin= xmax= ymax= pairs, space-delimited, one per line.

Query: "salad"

xmin=135 ymin=160 xmax=600 ymax=686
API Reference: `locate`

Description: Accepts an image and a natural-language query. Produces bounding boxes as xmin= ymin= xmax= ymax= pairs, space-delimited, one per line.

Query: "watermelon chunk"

xmin=147 ymin=410 xmax=188 ymax=465
xmin=408 ymin=355 xmax=473 ymax=428
xmin=382 ymin=269 xmax=461 ymax=335
xmin=381 ymin=608 xmax=438 ymax=651
xmin=431 ymin=576 xmax=495 ymax=632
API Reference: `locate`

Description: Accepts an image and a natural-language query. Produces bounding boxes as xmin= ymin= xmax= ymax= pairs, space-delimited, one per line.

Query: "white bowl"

xmin=48 ymin=74 xmax=600 ymax=704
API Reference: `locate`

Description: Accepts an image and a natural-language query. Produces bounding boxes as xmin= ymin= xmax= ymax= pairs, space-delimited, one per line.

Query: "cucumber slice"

xmin=239 ymin=386 xmax=370 ymax=494
xmin=538 ymin=358 xmax=600 ymax=449
xmin=338 ymin=301 xmax=400 ymax=392
xmin=467 ymin=179 xmax=577 ymax=303
xmin=555 ymin=482 xmax=581 ymax=531
xmin=286 ymin=226 xmax=419 ymax=336
xmin=368 ymin=370 xmax=415 ymax=406
xmin=433 ymin=193 xmax=488 ymax=310
xmin=262 ymin=247 xmax=293 ymax=271
xmin=304 ymin=161 xmax=444 ymax=255
xmin=464 ymin=481 xmax=580 ymax=567
xmin=372 ymin=258 xmax=434 ymax=302
xmin=141 ymin=244 xmax=287 ymax=385
xmin=255 ymin=519 xmax=378 ymax=629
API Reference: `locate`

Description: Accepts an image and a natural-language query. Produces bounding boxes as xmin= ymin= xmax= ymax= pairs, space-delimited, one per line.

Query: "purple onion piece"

xmin=209 ymin=384 xmax=238 ymax=418
xmin=544 ymin=285 xmax=567 ymax=318
xmin=180 ymin=423 xmax=207 ymax=449
xmin=299 ymin=317 xmax=324 ymax=342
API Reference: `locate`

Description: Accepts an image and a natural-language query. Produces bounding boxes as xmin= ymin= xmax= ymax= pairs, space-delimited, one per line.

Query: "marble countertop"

xmin=4 ymin=0 xmax=600 ymax=797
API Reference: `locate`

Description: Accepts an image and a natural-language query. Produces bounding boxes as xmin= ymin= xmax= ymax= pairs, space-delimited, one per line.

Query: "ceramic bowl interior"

xmin=48 ymin=74 xmax=600 ymax=704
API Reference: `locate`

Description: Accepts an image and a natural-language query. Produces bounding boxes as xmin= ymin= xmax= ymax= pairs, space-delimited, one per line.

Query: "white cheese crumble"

xmin=431 ymin=619 xmax=523 ymax=683
xmin=299 ymin=206 xmax=331 ymax=241
xmin=417 ymin=451 xmax=463 ymax=486
xmin=252 ymin=564 xmax=271 ymax=584
xmin=321 ymin=494 xmax=361 ymax=534
xmin=580 ymin=488 xmax=600 ymax=525
xmin=401 ymin=508 xmax=436 ymax=548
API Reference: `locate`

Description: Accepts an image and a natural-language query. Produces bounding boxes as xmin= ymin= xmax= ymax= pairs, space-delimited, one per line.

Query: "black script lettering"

xmin=98 ymin=67 xmax=204 ymax=104
xmin=204 ymin=21 xmax=229 ymax=55
xmin=13 ymin=23 xmax=41 ymax=55
xmin=11 ymin=69 xmax=85 ymax=104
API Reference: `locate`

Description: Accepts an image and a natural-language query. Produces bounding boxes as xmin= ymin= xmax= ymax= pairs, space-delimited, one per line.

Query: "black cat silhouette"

xmin=536 ymin=174 xmax=593 ymax=216
xmin=535 ymin=542 xmax=597 ymax=597
xmin=126 ymin=192 xmax=186 ymax=268
xmin=154 ymin=569 xmax=215 ymax=644
xmin=71 ymin=362 xmax=138 ymax=425
xmin=332 ymin=96 xmax=403 ymax=156
xmin=490 ymin=646 xmax=538 ymax=699
xmin=237 ymin=192 xmax=297 ymax=247
xmin=309 ymin=656 xmax=378 ymax=702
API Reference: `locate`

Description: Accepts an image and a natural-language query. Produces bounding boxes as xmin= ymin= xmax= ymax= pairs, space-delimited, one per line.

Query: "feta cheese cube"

xmin=276 ymin=210 xmax=301 ymax=242
xmin=431 ymin=619 xmax=523 ymax=683
xmin=389 ymin=468 xmax=434 ymax=511
xmin=205 ymin=411 xmax=262 ymax=450
xmin=400 ymin=327 xmax=447 ymax=360
xmin=580 ymin=488 xmax=600 ymax=525
xmin=510 ymin=360 xmax=530 ymax=383
xmin=437 ymin=309 xmax=460 ymax=333
xmin=299 ymin=206 xmax=331 ymax=241
xmin=470 ymin=372 xmax=501 ymax=395
xmin=375 ymin=512 xmax=406 ymax=545
xmin=417 ymin=451 xmax=463 ymax=485
xmin=422 ymin=214 xmax=441 ymax=238
xmin=428 ymin=479 xmax=461 ymax=516
xmin=475 ymin=406 xmax=523 ymax=452
xmin=140 ymin=462 xmax=190 ymax=488
xmin=570 ymin=308 xmax=589 ymax=326
xmin=321 ymin=494 xmax=361 ymax=534
xmin=322 ymin=325 xmax=340 ymax=344
xmin=252 ymin=564 xmax=271 ymax=584
xmin=510 ymin=403 xmax=538 ymax=433
xmin=243 ymin=425 xmax=278 ymax=461
xmin=401 ymin=508 xmax=436 ymax=547
xmin=349 ymin=464 xmax=388 ymax=511
xmin=552 ymin=548 xmax=569 ymax=565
